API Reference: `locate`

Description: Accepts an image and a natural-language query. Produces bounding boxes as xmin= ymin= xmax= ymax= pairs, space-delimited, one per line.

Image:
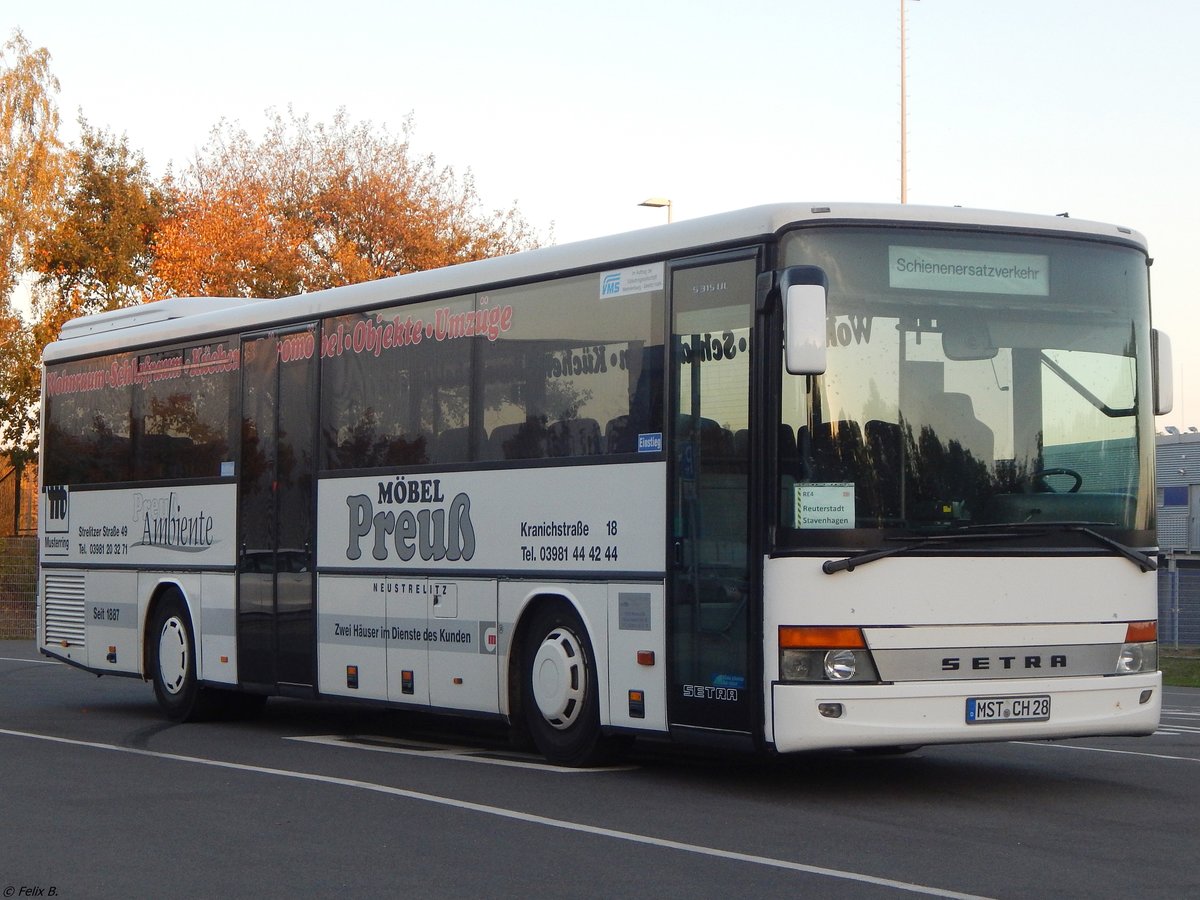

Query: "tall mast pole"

xmin=900 ymin=0 xmax=908 ymax=203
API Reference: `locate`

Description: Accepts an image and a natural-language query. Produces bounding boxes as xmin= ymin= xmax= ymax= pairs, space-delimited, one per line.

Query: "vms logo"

xmin=601 ymin=272 xmax=622 ymax=296
xmin=480 ymin=623 xmax=498 ymax=654
xmin=44 ymin=485 xmax=69 ymax=533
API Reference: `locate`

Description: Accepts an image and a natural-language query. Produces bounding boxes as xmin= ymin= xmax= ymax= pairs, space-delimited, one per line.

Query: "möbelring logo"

xmin=346 ymin=478 xmax=476 ymax=562
xmin=134 ymin=491 xmax=215 ymax=552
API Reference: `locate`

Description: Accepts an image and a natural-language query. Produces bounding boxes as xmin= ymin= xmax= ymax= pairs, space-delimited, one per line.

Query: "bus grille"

xmin=44 ymin=573 xmax=86 ymax=647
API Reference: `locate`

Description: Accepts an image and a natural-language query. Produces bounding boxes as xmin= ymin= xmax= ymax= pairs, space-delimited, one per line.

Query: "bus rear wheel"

xmin=521 ymin=604 xmax=610 ymax=767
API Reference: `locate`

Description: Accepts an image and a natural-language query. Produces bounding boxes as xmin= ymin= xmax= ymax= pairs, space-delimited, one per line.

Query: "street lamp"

xmin=638 ymin=197 xmax=673 ymax=223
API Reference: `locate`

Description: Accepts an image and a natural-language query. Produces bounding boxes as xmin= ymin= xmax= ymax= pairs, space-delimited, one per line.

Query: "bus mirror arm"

xmin=780 ymin=266 xmax=828 ymax=375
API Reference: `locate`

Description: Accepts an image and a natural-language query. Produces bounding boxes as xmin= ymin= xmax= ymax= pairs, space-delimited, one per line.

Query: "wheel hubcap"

xmin=158 ymin=616 xmax=189 ymax=695
xmin=531 ymin=626 xmax=586 ymax=730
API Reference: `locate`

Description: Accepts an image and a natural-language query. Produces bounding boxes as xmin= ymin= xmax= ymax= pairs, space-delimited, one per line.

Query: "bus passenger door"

xmin=668 ymin=256 xmax=757 ymax=737
xmin=237 ymin=326 xmax=318 ymax=691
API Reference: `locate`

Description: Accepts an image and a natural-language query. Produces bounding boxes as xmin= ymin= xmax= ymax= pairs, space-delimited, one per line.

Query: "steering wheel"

xmin=1031 ymin=467 xmax=1083 ymax=493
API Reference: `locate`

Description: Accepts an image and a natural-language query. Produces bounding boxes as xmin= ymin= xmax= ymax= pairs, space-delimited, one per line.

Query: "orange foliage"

xmin=151 ymin=180 xmax=307 ymax=299
xmin=150 ymin=109 xmax=540 ymax=300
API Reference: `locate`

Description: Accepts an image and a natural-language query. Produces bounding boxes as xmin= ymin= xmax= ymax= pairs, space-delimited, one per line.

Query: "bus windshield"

xmin=776 ymin=226 xmax=1155 ymax=548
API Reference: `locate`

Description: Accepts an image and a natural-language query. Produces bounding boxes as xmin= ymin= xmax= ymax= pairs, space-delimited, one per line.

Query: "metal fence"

xmin=1159 ymin=558 xmax=1200 ymax=648
xmin=0 ymin=535 xmax=37 ymax=640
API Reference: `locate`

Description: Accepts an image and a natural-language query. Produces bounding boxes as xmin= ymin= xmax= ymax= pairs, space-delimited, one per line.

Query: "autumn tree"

xmin=150 ymin=109 xmax=541 ymax=299
xmin=151 ymin=127 xmax=309 ymax=299
xmin=0 ymin=29 xmax=61 ymax=303
xmin=0 ymin=29 xmax=62 ymax=464
xmin=32 ymin=120 xmax=165 ymax=328
xmin=0 ymin=309 xmax=38 ymax=464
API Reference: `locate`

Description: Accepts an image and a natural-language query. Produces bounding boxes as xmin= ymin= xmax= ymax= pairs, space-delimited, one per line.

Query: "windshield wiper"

xmin=822 ymin=521 xmax=1157 ymax=575
xmin=961 ymin=520 xmax=1157 ymax=572
xmin=822 ymin=530 xmax=1034 ymax=574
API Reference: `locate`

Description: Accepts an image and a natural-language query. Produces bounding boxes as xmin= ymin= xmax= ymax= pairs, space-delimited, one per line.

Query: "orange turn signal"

xmin=1125 ymin=621 xmax=1157 ymax=643
xmin=778 ymin=626 xmax=866 ymax=649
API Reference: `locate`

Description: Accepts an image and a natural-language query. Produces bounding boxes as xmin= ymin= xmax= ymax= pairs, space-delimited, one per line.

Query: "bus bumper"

xmin=769 ymin=672 xmax=1162 ymax=753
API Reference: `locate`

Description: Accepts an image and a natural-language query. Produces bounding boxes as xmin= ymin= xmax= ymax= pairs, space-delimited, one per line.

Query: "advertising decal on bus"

xmin=317 ymin=462 xmax=666 ymax=574
xmin=37 ymin=484 xmax=237 ymax=567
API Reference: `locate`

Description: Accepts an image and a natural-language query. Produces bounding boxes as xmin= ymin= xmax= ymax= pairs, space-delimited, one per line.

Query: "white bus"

xmin=38 ymin=203 xmax=1170 ymax=764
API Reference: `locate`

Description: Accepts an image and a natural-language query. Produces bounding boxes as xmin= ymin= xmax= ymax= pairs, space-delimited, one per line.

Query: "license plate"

xmin=966 ymin=694 xmax=1051 ymax=724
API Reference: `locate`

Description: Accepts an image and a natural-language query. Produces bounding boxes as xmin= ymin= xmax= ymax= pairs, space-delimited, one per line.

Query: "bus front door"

xmin=668 ymin=256 xmax=757 ymax=738
xmin=237 ymin=326 xmax=319 ymax=691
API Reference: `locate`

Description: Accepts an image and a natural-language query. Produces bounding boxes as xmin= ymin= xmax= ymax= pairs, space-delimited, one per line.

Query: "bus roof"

xmin=44 ymin=201 xmax=1148 ymax=363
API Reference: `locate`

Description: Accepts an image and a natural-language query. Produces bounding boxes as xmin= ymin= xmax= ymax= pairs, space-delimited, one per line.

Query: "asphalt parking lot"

xmin=2 ymin=642 xmax=1197 ymax=899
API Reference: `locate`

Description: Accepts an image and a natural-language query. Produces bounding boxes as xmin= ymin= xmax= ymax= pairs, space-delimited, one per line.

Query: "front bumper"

xmin=770 ymin=672 xmax=1161 ymax=752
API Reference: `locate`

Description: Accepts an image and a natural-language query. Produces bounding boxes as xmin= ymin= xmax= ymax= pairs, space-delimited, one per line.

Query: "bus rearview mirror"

xmin=785 ymin=283 xmax=827 ymax=375
xmin=1154 ymin=328 xmax=1173 ymax=416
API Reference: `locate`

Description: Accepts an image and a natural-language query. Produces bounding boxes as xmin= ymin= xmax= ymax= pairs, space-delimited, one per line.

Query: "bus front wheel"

xmin=521 ymin=604 xmax=609 ymax=767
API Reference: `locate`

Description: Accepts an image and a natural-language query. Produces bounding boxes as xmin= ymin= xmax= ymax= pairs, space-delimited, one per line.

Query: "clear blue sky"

xmin=11 ymin=0 xmax=1200 ymax=426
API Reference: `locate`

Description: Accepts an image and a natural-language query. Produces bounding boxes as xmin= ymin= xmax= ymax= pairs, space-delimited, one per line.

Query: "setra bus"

xmin=38 ymin=203 xmax=1171 ymax=764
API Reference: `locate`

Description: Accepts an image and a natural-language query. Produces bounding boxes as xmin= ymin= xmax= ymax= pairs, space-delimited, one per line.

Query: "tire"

xmin=521 ymin=604 xmax=610 ymax=767
xmin=149 ymin=592 xmax=215 ymax=722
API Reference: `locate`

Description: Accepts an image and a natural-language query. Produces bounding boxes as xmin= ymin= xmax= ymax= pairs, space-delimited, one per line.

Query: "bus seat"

xmin=865 ymin=420 xmax=903 ymax=475
xmin=937 ymin=393 xmax=994 ymax=465
xmin=778 ymin=424 xmax=803 ymax=480
xmin=490 ymin=417 xmax=549 ymax=460
xmin=734 ymin=429 xmax=750 ymax=457
xmin=434 ymin=426 xmax=472 ymax=464
xmin=864 ymin=420 xmax=904 ymax=522
xmin=380 ymin=431 xmax=432 ymax=466
xmin=701 ymin=419 xmax=734 ymax=457
xmin=605 ymin=415 xmax=634 ymax=453
xmin=549 ymin=418 xmax=602 ymax=457
xmin=809 ymin=420 xmax=864 ymax=483
xmin=909 ymin=392 xmax=994 ymax=466
xmin=677 ymin=415 xmax=733 ymax=457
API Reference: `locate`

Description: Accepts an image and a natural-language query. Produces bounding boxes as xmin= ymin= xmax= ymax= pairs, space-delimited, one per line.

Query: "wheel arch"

xmin=505 ymin=589 xmax=608 ymax=728
xmin=141 ymin=579 xmax=191 ymax=681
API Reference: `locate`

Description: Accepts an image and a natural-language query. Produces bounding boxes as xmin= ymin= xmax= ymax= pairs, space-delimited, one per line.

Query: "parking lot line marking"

xmin=286 ymin=733 xmax=637 ymax=772
xmin=0 ymin=726 xmax=991 ymax=900
xmin=0 ymin=656 xmax=60 ymax=665
xmin=1012 ymin=741 xmax=1200 ymax=763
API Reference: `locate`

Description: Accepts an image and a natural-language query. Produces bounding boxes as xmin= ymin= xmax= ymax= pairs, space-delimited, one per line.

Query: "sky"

xmin=9 ymin=0 xmax=1200 ymax=427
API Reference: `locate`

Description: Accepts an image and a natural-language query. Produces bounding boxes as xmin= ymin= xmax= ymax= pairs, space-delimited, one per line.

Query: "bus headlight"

xmin=824 ymin=649 xmax=858 ymax=680
xmin=780 ymin=649 xmax=813 ymax=681
xmin=1116 ymin=642 xmax=1156 ymax=674
xmin=1115 ymin=621 xmax=1157 ymax=675
xmin=778 ymin=627 xmax=880 ymax=684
